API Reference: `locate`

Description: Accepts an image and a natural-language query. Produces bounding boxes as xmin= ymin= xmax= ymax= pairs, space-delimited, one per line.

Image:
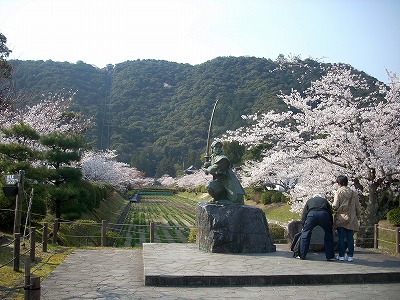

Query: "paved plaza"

xmin=41 ymin=243 xmax=400 ymax=299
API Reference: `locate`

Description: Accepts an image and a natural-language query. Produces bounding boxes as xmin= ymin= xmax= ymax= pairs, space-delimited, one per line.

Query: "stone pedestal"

xmin=196 ymin=202 xmax=276 ymax=253
xmin=287 ymin=220 xmax=338 ymax=251
xmin=287 ymin=220 xmax=303 ymax=241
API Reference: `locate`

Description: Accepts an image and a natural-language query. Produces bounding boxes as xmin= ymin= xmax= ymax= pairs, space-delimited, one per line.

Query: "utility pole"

xmin=13 ymin=170 xmax=25 ymax=234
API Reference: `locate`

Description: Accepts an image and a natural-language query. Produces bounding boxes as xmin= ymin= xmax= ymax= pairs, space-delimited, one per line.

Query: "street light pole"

xmin=13 ymin=170 xmax=25 ymax=235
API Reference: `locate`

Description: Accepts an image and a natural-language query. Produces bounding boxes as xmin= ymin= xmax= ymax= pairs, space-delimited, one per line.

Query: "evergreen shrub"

xmin=268 ymin=224 xmax=286 ymax=243
xmin=271 ymin=191 xmax=283 ymax=203
xmin=260 ymin=192 xmax=272 ymax=204
xmin=245 ymin=187 xmax=262 ymax=204
xmin=387 ymin=206 xmax=400 ymax=226
xmin=260 ymin=190 xmax=287 ymax=204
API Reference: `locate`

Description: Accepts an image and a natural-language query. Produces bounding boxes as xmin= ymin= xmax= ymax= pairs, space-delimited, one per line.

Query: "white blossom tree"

xmin=223 ymin=65 xmax=400 ymax=238
xmin=0 ymin=91 xmax=91 ymax=137
xmin=158 ymin=171 xmax=211 ymax=190
xmin=158 ymin=174 xmax=177 ymax=187
xmin=80 ymin=150 xmax=149 ymax=191
xmin=1 ymin=93 xmax=153 ymax=192
xmin=175 ymin=171 xmax=211 ymax=189
xmin=0 ymin=92 xmax=95 ymax=218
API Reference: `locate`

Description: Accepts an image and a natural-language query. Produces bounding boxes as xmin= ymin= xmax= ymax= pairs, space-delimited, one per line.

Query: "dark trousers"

xmin=336 ymin=227 xmax=354 ymax=257
xmin=300 ymin=210 xmax=334 ymax=260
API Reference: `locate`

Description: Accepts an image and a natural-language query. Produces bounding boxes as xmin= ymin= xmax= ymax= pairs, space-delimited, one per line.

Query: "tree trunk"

xmin=55 ymin=200 xmax=61 ymax=219
xmin=356 ymin=183 xmax=379 ymax=247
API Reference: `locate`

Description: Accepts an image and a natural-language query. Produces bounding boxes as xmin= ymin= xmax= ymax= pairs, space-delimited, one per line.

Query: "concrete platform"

xmin=143 ymin=243 xmax=400 ymax=286
xmin=41 ymin=246 xmax=400 ymax=300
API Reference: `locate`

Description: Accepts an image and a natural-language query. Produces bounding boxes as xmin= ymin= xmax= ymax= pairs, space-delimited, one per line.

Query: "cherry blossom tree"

xmin=1 ymin=93 xmax=151 ymax=192
xmin=176 ymin=171 xmax=211 ymax=189
xmin=80 ymin=150 xmax=150 ymax=191
xmin=223 ymin=64 xmax=400 ymax=242
xmin=0 ymin=91 xmax=94 ymax=219
xmin=158 ymin=174 xmax=177 ymax=187
xmin=159 ymin=171 xmax=211 ymax=190
xmin=0 ymin=91 xmax=91 ymax=137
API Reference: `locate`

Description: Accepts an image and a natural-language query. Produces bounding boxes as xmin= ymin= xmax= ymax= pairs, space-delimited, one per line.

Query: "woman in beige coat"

xmin=332 ymin=175 xmax=361 ymax=262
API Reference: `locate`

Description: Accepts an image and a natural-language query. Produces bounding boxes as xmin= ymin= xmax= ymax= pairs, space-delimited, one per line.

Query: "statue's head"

xmin=211 ymin=141 xmax=223 ymax=154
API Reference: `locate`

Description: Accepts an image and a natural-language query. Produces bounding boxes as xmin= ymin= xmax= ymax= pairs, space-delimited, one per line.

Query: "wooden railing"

xmin=373 ymin=224 xmax=400 ymax=253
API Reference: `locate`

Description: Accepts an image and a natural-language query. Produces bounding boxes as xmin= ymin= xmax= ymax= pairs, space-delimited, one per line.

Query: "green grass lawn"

xmin=0 ymin=242 xmax=74 ymax=300
xmin=80 ymin=191 xmax=128 ymax=223
xmin=264 ymin=203 xmax=301 ymax=223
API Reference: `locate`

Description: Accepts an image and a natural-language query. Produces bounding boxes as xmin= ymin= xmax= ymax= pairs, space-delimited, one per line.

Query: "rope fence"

xmin=0 ymin=227 xmax=45 ymax=300
xmin=2 ymin=221 xmax=399 ymax=257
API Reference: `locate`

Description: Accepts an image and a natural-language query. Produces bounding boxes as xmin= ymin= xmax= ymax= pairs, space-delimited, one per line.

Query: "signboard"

xmin=5 ymin=174 xmax=19 ymax=185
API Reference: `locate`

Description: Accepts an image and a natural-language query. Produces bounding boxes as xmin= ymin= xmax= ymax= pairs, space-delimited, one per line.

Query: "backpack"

xmin=290 ymin=232 xmax=302 ymax=258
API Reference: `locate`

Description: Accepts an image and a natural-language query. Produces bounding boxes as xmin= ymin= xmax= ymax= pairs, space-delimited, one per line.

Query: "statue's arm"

xmin=203 ymin=164 xmax=218 ymax=176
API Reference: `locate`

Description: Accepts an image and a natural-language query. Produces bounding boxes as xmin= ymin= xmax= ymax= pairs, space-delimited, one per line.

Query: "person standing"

xmin=299 ymin=193 xmax=335 ymax=260
xmin=332 ymin=175 xmax=362 ymax=262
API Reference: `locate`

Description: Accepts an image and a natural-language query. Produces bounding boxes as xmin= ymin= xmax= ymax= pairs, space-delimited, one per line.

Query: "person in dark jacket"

xmin=299 ymin=193 xmax=335 ymax=260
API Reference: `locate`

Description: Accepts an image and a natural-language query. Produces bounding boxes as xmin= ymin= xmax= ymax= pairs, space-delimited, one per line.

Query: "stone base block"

xmin=287 ymin=220 xmax=339 ymax=251
xmin=196 ymin=202 xmax=276 ymax=253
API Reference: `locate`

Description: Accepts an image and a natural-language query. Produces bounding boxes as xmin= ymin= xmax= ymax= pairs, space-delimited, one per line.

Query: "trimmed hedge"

xmin=260 ymin=190 xmax=287 ymax=204
xmin=387 ymin=206 xmax=400 ymax=226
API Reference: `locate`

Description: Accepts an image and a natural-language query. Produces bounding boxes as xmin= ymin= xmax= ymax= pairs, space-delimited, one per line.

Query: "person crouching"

xmin=299 ymin=193 xmax=335 ymax=260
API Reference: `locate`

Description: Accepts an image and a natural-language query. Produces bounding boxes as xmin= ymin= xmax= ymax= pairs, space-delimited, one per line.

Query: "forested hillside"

xmin=10 ymin=56 xmax=374 ymax=177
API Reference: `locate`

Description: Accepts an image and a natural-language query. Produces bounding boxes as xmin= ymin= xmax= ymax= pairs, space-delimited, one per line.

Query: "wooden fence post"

xmin=101 ymin=220 xmax=107 ymax=247
xmin=24 ymin=256 xmax=30 ymax=300
xmin=396 ymin=227 xmax=400 ymax=254
xmin=43 ymin=222 xmax=48 ymax=252
xmin=52 ymin=219 xmax=59 ymax=244
xmin=374 ymin=223 xmax=379 ymax=249
xmin=30 ymin=275 xmax=41 ymax=300
xmin=30 ymin=227 xmax=36 ymax=262
xmin=13 ymin=232 xmax=20 ymax=272
xmin=150 ymin=222 xmax=155 ymax=243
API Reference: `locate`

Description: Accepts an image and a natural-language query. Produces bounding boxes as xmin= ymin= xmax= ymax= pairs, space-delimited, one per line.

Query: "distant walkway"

xmin=41 ymin=245 xmax=400 ymax=299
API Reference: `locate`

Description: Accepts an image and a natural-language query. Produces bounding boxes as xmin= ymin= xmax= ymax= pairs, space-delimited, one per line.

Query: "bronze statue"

xmin=203 ymin=141 xmax=245 ymax=204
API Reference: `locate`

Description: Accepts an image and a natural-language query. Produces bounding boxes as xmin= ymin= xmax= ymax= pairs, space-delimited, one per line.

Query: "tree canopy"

xmin=222 ymin=64 xmax=399 ymax=240
xmin=0 ymin=32 xmax=13 ymax=109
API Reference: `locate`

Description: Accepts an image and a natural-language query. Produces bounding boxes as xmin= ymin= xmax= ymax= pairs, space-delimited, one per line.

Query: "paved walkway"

xmin=41 ymin=244 xmax=400 ymax=300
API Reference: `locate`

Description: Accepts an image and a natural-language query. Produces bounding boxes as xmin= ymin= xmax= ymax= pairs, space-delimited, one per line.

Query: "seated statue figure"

xmin=203 ymin=141 xmax=245 ymax=204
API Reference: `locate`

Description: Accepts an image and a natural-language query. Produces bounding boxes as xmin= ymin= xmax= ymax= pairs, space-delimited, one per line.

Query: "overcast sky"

xmin=1 ymin=0 xmax=399 ymax=83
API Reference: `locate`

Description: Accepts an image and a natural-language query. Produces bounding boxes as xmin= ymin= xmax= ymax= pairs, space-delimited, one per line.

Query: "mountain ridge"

xmin=10 ymin=56 xmax=378 ymax=177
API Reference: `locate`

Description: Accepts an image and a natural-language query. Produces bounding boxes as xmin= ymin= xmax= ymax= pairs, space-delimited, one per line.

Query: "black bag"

xmin=290 ymin=232 xmax=302 ymax=258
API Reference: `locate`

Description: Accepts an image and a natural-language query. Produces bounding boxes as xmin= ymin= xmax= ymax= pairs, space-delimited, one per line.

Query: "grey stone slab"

xmin=143 ymin=243 xmax=400 ymax=286
xmin=40 ymin=245 xmax=400 ymax=300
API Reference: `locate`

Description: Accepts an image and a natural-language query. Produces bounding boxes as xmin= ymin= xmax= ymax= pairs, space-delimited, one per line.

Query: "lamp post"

xmin=3 ymin=170 xmax=25 ymax=234
xmin=14 ymin=170 xmax=25 ymax=234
